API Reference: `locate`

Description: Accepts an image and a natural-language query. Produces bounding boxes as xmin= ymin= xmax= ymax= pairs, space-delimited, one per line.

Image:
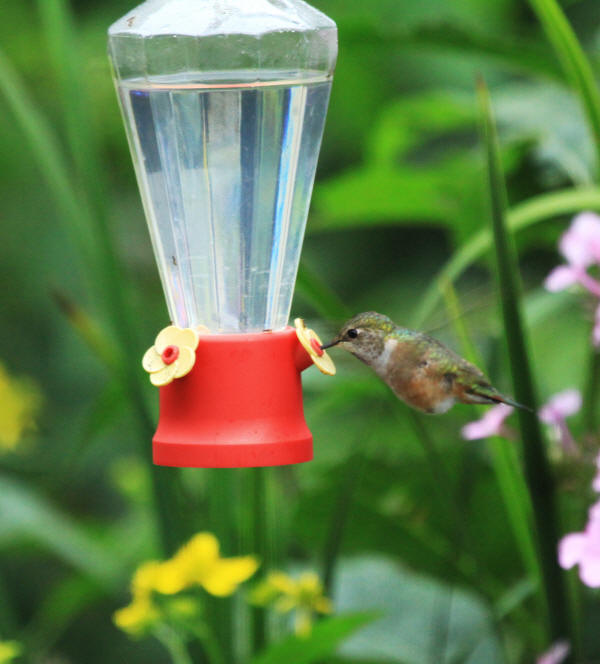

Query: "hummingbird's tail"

xmin=488 ymin=393 xmax=533 ymax=412
xmin=464 ymin=385 xmax=533 ymax=412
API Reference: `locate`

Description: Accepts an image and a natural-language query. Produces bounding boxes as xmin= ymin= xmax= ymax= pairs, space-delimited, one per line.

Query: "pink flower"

xmin=545 ymin=212 xmax=600 ymax=297
xmin=536 ymin=640 xmax=570 ymax=664
xmin=538 ymin=389 xmax=581 ymax=456
xmin=559 ymin=499 xmax=600 ymax=587
xmin=560 ymin=212 xmax=600 ymax=267
xmin=461 ymin=403 xmax=514 ymax=440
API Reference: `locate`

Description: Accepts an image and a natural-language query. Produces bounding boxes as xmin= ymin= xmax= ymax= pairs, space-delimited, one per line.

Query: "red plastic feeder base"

xmin=153 ymin=327 xmax=314 ymax=468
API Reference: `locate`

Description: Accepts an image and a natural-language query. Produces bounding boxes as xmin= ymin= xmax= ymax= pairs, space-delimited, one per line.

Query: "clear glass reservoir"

xmin=108 ymin=0 xmax=337 ymax=333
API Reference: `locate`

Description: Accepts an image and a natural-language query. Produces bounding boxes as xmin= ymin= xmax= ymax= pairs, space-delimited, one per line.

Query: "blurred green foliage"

xmin=1 ymin=0 xmax=600 ymax=662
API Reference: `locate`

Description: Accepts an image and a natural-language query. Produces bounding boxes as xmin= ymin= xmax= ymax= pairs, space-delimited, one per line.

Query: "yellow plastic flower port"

xmin=251 ymin=570 xmax=332 ymax=637
xmin=142 ymin=325 xmax=208 ymax=386
xmin=294 ymin=318 xmax=336 ymax=376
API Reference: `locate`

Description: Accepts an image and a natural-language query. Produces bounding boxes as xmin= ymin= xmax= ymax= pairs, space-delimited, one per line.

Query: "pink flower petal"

xmin=539 ymin=389 xmax=582 ymax=422
xmin=461 ymin=404 xmax=514 ymax=440
xmin=558 ymin=533 xmax=586 ymax=569
xmin=544 ymin=265 xmax=578 ymax=292
xmin=560 ymin=212 xmax=600 ymax=267
xmin=579 ymin=556 xmax=600 ymax=588
xmin=536 ymin=640 xmax=570 ymax=664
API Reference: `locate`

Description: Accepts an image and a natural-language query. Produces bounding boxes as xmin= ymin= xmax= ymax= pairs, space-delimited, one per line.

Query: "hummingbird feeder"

xmin=108 ymin=0 xmax=338 ymax=468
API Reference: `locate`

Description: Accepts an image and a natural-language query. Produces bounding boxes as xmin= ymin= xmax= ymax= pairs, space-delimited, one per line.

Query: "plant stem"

xmin=583 ymin=349 xmax=600 ymax=433
xmin=249 ymin=468 xmax=268 ymax=654
xmin=192 ymin=623 xmax=227 ymax=664
xmin=154 ymin=624 xmax=194 ymax=664
xmin=478 ymin=78 xmax=570 ymax=644
xmin=321 ymin=451 xmax=364 ymax=595
xmin=527 ymin=0 xmax=600 ymax=173
xmin=441 ymin=279 xmax=542 ymax=603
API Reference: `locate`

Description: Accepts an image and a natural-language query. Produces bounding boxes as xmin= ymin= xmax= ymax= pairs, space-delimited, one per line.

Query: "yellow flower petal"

xmin=0 ymin=364 xmax=41 ymax=452
xmin=201 ymin=556 xmax=259 ymax=596
xmin=0 ymin=641 xmax=21 ymax=664
xmin=175 ymin=532 xmax=220 ymax=569
xmin=131 ymin=560 xmax=163 ymax=596
xmin=274 ymin=596 xmax=296 ymax=614
xmin=294 ymin=318 xmax=336 ymax=376
xmin=150 ymin=363 xmax=178 ymax=386
xmin=155 ymin=326 xmax=199 ymax=354
xmin=266 ymin=571 xmax=297 ymax=595
xmin=173 ymin=346 xmax=197 ymax=378
xmin=113 ymin=597 xmax=159 ymax=635
xmin=152 ymin=559 xmax=189 ymax=595
xmin=298 ymin=571 xmax=321 ymax=593
xmin=142 ymin=346 xmax=165 ymax=373
xmin=314 ymin=596 xmax=333 ymax=614
xmin=249 ymin=580 xmax=280 ymax=606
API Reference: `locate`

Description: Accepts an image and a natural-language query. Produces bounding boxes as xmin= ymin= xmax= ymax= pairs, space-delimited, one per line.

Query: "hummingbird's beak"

xmin=320 ymin=339 xmax=340 ymax=350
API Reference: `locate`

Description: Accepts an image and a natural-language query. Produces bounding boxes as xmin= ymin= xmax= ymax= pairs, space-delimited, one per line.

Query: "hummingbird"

xmin=321 ymin=312 xmax=528 ymax=414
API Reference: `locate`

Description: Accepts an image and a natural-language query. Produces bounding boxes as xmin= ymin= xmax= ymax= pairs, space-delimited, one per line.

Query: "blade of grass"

xmin=412 ymin=186 xmax=600 ymax=329
xmin=441 ymin=280 xmax=542 ymax=607
xmin=478 ymin=77 xmax=570 ymax=644
xmin=296 ymin=261 xmax=351 ymax=322
xmin=527 ymin=0 xmax=600 ymax=437
xmin=0 ymin=48 xmax=182 ymax=556
xmin=527 ymin=0 xmax=600 ymax=173
xmin=36 ymin=0 xmax=108 ymax=222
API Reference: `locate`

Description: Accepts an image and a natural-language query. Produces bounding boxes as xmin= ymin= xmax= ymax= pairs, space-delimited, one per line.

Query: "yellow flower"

xmin=142 ymin=325 xmax=208 ymax=386
xmin=154 ymin=533 xmax=259 ymax=597
xmin=114 ymin=532 xmax=259 ymax=637
xmin=0 ymin=363 xmax=41 ymax=452
xmin=251 ymin=570 xmax=332 ymax=637
xmin=0 ymin=640 xmax=21 ymax=663
xmin=294 ymin=319 xmax=336 ymax=376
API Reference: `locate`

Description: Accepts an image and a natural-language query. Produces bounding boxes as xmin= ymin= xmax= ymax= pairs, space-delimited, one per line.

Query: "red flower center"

xmin=161 ymin=345 xmax=180 ymax=365
xmin=310 ymin=338 xmax=324 ymax=357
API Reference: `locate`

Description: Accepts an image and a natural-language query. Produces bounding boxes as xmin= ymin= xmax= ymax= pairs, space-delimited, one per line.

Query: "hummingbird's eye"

xmin=347 ymin=328 xmax=359 ymax=339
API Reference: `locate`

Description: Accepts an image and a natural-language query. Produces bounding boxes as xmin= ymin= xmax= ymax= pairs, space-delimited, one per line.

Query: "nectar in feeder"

xmin=108 ymin=0 xmax=338 ymax=467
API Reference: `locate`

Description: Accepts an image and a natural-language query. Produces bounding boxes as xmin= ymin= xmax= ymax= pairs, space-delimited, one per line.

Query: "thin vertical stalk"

xmin=249 ymin=468 xmax=268 ymax=654
xmin=321 ymin=451 xmax=364 ymax=595
xmin=527 ymin=0 xmax=600 ymax=172
xmin=207 ymin=470 xmax=236 ymax=663
xmin=583 ymin=352 xmax=600 ymax=432
xmin=441 ymin=280 xmax=542 ymax=601
xmin=154 ymin=624 xmax=194 ymax=664
xmin=527 ymin=0 xmax=600 ymax=443
xmin=478 ymin=78 xmax=570 ymax=644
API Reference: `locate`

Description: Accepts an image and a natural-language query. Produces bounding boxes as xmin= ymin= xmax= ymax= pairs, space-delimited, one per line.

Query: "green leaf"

xmin=494 ymin=81 xmax=594 ymax=185
xmin=334 ymin=556 xmax=503 ymax=664
xmin=250 ymin=613 xmax=376 ymax=664
xmin=0 ymin=475 xmax=120 ymax=588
